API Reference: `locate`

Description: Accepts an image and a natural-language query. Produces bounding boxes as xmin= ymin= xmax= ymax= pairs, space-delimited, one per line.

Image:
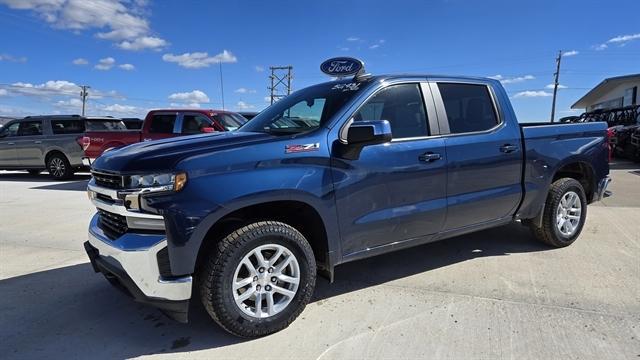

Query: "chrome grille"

xmin=92 ymin=171 xmax=124 ymax=189
xmin=97 ymin=209 xmax=128 ymax=239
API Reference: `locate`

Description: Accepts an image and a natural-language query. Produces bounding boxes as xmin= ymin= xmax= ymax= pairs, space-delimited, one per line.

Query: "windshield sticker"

xmin=332 ymin=83 xmax=360 ymax=92
xmin=285 ymin=143 xmax=320 ymax=154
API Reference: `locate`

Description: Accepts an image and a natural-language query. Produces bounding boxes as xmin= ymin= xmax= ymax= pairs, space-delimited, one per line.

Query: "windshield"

xmin=239 ymin=80 xmax=368 ymax=135
xmin=86 ymin=119 xmax=128 ymax=131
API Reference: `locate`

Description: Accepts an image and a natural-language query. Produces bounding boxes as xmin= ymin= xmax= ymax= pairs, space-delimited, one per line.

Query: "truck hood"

xmin=91 ymin=131 xmax=273 ymax=173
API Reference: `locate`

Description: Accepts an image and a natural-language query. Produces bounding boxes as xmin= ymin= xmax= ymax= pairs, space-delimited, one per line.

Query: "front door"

xmin=144 ymin=113 xmax=179 ymax=141
xmin=14 ymin=120 xmax=45 ymax=167
xmin=332 ymin=82 xmax=447 ymax=256
xmin=0 ymin=122 xmax=20 ymax=167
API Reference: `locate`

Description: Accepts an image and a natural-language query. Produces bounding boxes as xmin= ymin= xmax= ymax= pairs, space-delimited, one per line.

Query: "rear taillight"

xmin=78 ymin=136 xmax=90 ymax=151
xmin=606 ymin=128 xmax=614 ymax=162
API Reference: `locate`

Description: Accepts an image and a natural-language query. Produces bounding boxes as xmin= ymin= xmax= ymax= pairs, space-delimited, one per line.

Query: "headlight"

xmin=126 ymin=172 xmax=187 ymax=192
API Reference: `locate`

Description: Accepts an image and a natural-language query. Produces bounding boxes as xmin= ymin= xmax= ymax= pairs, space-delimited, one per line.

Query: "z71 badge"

xmin=285 ymin=143 xmax=320 ymax=154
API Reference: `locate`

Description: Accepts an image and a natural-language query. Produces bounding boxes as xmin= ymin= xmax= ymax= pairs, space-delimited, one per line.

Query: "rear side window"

xmin=52 ymin=119 xmax=85 ymax=134
xmin=149 ymin=114 xmax=177 ymax=134
xmin=354 ymin=83 xmax=428 ymax=139
xmin=438 ymin=83 xmax=499 ymax=134
xmin=17 ymin=121 xmax=43 ymax=136
xmin=218 ymin=113 xmax=247 ymax=131
xmin=85 ymin=120 xmax=127 ymax=131
xmin=181 ymin=114 xmax=212 ymax=134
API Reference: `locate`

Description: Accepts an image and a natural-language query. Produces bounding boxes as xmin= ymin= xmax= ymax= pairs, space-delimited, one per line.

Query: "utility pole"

xmin=269 ymin=66 xmax=293 ymax=105
xmin=80 ymin=85 xmax=90 ymax=116
xmin=219 ymin=62 xmax=225 ymax=110
xmin=550 ymin=50 xmax=562 ymax=123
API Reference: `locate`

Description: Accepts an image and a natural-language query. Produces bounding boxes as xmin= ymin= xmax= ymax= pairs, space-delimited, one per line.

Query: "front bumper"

xmin=85 ymin=214 xmax=192 ymax=322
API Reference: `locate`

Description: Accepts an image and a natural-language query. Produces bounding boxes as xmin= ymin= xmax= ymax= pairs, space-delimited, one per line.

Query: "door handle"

xmin=34 ymin=141 xmax=42 ymax=144
xmin=500 ymin=144 xmax=518 ymax=153
xmin=419 ymin=152 xmax=441 ymax=162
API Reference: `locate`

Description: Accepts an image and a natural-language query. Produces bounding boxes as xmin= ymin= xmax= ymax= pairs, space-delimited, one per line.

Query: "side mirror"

xmin=346 ymin=120 xmax=392 ymax=146
xmin=201 ymin=127 xmax=217 ymax=133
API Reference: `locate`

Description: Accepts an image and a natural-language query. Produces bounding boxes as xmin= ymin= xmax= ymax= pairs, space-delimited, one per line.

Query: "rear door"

xmin=144 ymin=112 xmax=179 ymax=141
xmin=0 ymin=121 xmax=20 ymax=166
xmin=430 ymin=80 xmax=523 ymax=230
xmin=14 ymin=120 xmax=45 ymax=167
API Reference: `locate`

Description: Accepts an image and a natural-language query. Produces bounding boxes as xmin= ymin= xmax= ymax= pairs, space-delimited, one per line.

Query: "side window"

xmin=51 ymin=120 xmax=85 ymax=134
xmin=1 ymin=122 xmax=20 ymax=137
xmin=17 ymin=121 xmax=43 ymax=136
xmin=353 ymin=84 xmax=428 ymax=139
xmin=438 ymin=83 xmax=499 ymax=134
xmin=219 ymin=113 xmax=247 ymax=131
xmin=149 ymin=114 xmax=177 ymax=134
xmin=181 ymin=114 xmax=212 ymax=134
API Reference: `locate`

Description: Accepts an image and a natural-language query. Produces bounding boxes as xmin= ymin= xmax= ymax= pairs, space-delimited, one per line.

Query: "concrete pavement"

xmin=0 ymin=162 xmax=638 ymax=359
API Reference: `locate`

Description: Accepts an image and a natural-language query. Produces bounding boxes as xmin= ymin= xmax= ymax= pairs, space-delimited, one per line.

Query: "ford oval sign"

xmin=320 ymin=57 xmax=364 ymax=77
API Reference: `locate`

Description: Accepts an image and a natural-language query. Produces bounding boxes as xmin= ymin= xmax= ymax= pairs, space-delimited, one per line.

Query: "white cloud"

xmin=117 ymin=36 xmax=167 ymax=51
xmin=0 ymin=53 xmax=27 ymax=63
xmin=101 ymin=103 xmax=139 ymax=113
xmin=3 ymin=80 xmax=120 ymax=100
xmin=118 ymin=63 xmax=135 ymax=71
xmin=512 ymin=91 xmax=553 ymax=98
xmin=254 ymin=65 xmax=265 ymax=72
xmin=0 ymin=0 xmax=167 ymax=51
xmin=593 ymin=43 xmax=608 ymax=51
xmin=369 ymin=44 xmax=380 ymax=49
xmin=94 ymin=57 xmax=115 ymax=70
xmin=72 ymin=57 xmax=88 ymax=65
xmin=162 ymin=50 xmax=237 ymax=69
xmin=168 ymin=90 xmax=210 ymax=107
xmin=339 ymin=47 xmax=350 ymax=52
xmin=264 ymin=96 xmax=272 ymax=103
xmin=0 ymin=89 xmax=8 ymax=96
xmin=346 ymin=37 xmax=359 ymax=42
xmin=235 ymin=87 xmax=256 ymax=94
xmin=563 ymin=50 xmax=579 ymax=57
xmin=545 ymin=84 xmax=568 ymax=89
xmin=236 ymin=101 xmax=255 ymax=110
xmin=607 ymin=33 xmax=640 ymax=44
xmin=489 ymin=74 xmax=535 ymax=84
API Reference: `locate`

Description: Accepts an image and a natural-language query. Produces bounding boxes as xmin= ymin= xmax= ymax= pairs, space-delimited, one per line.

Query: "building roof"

xmin=571 ymin=73 xmax=640 ymax=109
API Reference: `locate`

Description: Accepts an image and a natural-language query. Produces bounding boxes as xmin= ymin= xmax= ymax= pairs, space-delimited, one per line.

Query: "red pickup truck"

xmin=81 ymin=109 xmax=247 ymax=165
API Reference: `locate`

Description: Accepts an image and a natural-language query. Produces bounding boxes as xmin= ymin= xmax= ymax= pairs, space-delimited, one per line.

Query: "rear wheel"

xmin=199 ymin=221 xmax=316 ymax=338
xmin=529 ymin=178 xmax=587 ymax=247
xmin=46 ymin=153 xmax=73 ymax=180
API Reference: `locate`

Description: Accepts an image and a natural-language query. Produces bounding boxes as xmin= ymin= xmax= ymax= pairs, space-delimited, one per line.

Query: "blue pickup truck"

xmin=84 ymin=58 xmax=611 ymax=338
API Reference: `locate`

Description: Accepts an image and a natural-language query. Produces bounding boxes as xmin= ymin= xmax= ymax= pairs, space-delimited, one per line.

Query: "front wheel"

xmin=199 ymin=221 xmax=316 ymax=338
xmin=529 ymin=178 xmax=587 ymax=247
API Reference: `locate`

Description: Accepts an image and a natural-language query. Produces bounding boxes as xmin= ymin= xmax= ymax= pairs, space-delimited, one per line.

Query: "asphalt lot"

xmin=1 ymin=161 xmax=639 ymax=359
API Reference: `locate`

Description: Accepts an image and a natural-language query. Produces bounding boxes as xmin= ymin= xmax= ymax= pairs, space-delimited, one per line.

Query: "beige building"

xmin=572 ymin=74 xmax=639 ymax=111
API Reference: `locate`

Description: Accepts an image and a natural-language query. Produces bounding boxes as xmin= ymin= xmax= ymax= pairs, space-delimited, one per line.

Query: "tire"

xmin=199 ymin=221 xmax=316 ymax=338
xmin=46 ymin=153 xmax=73 ymax=180
xmin=529 ymin=178 xmax=587 ymax=247
xmin=27 ymin=169 xmax=42 ymax=175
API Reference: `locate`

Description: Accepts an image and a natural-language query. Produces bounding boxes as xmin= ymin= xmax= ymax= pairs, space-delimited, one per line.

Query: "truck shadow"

xmin=0 ymin=223 xmax=549 ymax=359
xmin=0 ymin=171 xmax=90 ymax=183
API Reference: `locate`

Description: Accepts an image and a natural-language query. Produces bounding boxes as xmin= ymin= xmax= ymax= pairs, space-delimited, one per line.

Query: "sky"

xmin=0 ymin=0 xmax=639 ymax=122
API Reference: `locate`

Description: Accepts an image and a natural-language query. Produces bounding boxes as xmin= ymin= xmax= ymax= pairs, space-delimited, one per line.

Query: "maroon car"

xmin=81 ymin=109 xmax=247 ymax=165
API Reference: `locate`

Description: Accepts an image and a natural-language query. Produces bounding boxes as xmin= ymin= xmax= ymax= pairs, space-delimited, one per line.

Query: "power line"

xmin=80 ymin=85 xmax=90 ymax=116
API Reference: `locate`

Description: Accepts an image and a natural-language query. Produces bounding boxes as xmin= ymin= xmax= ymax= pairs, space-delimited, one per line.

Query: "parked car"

xmin=81 ymin=109 xmax=247 ymax=165
xmin=121 ymin=117 xmax=143 ymax=130
xmin=84 ymin=59 xmax=611 ymax=338
xmin=238 ymin=111 xmax=259 ymax=121
xmin=0 ymin=115 xmax=127 ymax=179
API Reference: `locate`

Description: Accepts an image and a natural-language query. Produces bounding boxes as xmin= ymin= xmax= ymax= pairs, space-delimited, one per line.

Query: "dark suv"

xmin=0 ymin=115 xmax=127 ymax=179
